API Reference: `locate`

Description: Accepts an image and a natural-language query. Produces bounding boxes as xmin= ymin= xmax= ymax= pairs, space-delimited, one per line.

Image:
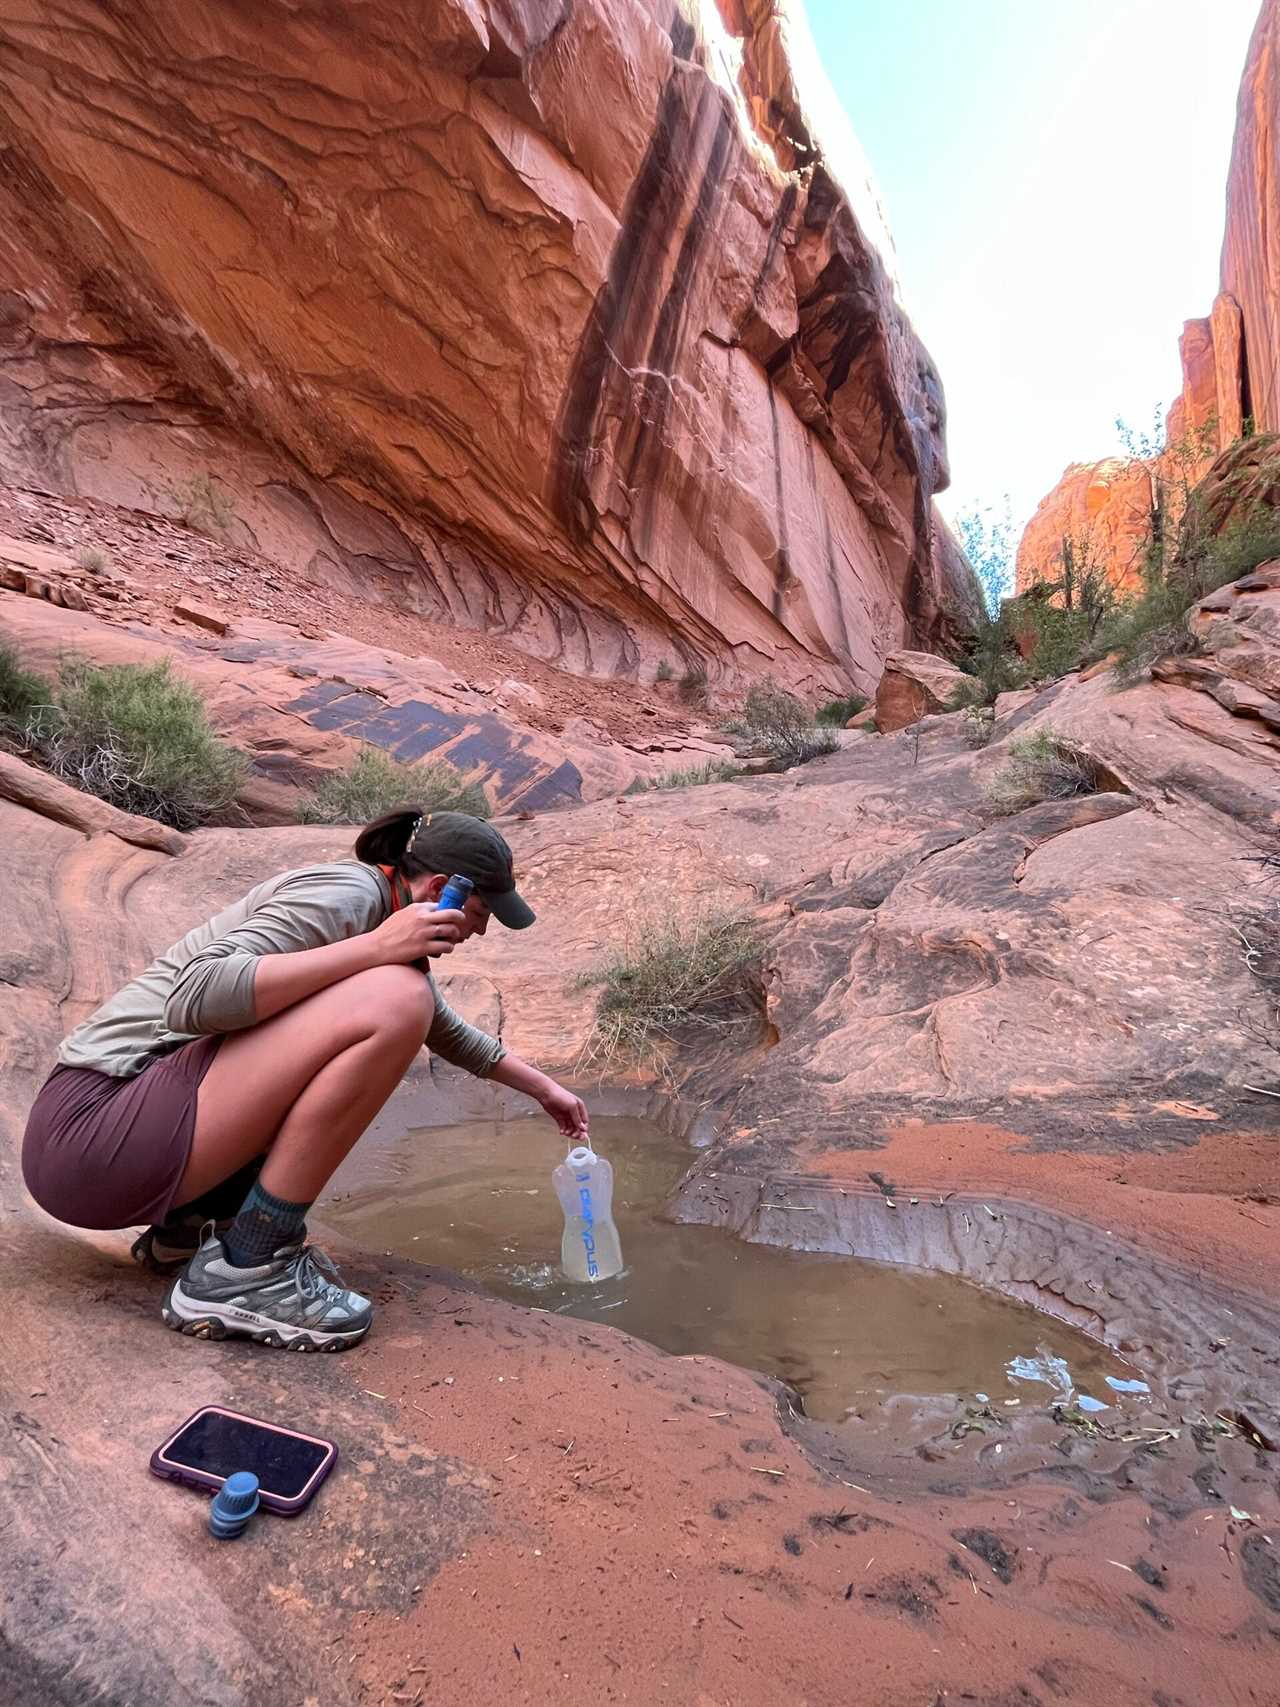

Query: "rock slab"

xmin=0 ymin=0 xmax=977 ymax=697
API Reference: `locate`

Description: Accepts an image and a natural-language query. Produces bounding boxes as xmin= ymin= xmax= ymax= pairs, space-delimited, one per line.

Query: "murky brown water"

xmin=318 ymin=1115 xmax=1141 ymax=1423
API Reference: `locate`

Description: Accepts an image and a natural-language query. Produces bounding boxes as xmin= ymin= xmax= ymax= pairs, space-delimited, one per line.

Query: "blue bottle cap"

xmin=209 ymin=1470 xmax=260 ymax=1537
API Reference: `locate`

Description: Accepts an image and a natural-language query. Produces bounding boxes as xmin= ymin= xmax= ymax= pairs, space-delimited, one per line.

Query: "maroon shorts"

xmin=21 ymin=1036 xmax=223 ymax=1230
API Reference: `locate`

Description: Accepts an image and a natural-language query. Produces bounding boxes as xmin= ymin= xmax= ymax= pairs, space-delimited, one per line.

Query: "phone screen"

xmin=163 ymin=1410 xmax=330 ymax=1499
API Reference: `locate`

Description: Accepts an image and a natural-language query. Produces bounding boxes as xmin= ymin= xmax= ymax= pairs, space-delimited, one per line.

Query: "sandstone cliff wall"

xmin=1222 ymin=0 xmax=1280 ymax=438
xmin=0 ymin=0 xmax=976 ymax=697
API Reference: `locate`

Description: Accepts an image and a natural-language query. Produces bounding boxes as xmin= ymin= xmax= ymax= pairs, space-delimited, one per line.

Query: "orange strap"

xmin=379 ymin=864 xmax=412 ymax=913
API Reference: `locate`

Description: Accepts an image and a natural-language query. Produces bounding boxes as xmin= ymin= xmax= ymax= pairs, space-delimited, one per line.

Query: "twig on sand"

xmin=751 ymin=1466 xmax=785 ymax=1477
xmin=1242 ymin=1084 xmax=1280 ymax=1099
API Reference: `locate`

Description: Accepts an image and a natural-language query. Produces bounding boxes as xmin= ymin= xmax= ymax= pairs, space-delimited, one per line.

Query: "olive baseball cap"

xmin=411 ymin=812 xmax=535 ymax=930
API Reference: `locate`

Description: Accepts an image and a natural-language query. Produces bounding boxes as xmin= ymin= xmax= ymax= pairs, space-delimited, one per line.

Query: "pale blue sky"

xmin=804 ymin=0 xmax=1262 ymax=531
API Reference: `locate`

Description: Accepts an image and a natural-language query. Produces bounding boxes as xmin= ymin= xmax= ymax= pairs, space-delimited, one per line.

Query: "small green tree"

xmin=949 ymin=502 xmax=1028 ymax=705
xmin=955 ymin=501 xmax=1017 ymax=618
xmin=1019 ymin=529 xmax=1117 ymax=679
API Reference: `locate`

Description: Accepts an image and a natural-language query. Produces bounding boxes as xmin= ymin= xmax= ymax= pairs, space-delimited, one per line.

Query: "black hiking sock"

xmin=222 ymin=1180 xmax=313 ymax=1268
xmin=167 ymin=1153 xmax=268 ymax=1228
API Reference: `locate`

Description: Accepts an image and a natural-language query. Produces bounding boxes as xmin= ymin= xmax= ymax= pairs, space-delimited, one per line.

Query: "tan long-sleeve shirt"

xmin=57 ymin=860 xmax=504 ymax=1080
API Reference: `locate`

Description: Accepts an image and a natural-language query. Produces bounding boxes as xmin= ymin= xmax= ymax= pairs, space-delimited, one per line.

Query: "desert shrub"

xmin=167 ymin=473 xmax=237 ymax=535
xmin=297 ymin=745 xmax=490 ymax=824
xmin=0 ymin=640 xmax=52 ymax=736
xmin=576 ymin=907 xmax=761 ymax=1071
xmin=984 ymin=727 xmax=1096 ymax=815
xmin=75 ymin=546 xmax=107 ymax=572
xmin=29 ymin=657 xmax=246 ymax=829
xmin=655 ymin=658 xmax=674 ymax=683
xmin=961 ymin=705 xmax=995 ymax=749
xmin=678 ymin=664 xmax=708 ymax=707
xmin=726 ymin=680 xmax=840 ymax=767
xmin=624 ymin=760 xmax=743 ymax=794
xmin=816 ymin=693 xmax=867 ymax=726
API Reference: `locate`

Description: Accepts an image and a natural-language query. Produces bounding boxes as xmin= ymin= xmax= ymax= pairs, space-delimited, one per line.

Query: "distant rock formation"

xmin=1019 ymin=0 xmax=1279 ymax=594
xmin=0 ymin=0 xmax=977 ymax=698
xmin=1016 ymin=458 xmax=1155 ymax=596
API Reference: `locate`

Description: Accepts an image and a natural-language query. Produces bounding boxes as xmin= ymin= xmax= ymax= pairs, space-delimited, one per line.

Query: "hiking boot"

xmin=132 ymin=1216 xmax=232 ymax=1272
xmin=162 ymin=1229 xmax=373 ymax=1352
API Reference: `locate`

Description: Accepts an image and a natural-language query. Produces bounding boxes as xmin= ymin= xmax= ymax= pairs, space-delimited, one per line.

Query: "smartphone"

xmin=150 ymin=1405 xmax=337 ymax=1515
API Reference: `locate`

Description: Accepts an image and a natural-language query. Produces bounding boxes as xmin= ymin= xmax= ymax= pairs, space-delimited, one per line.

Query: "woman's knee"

xmin=346 ymin=965 xmax=434 ymax=1041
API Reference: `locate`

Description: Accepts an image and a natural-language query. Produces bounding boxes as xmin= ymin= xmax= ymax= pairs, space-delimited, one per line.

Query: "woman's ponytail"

xmin=354 ymin=807 xmax=423 ymax=869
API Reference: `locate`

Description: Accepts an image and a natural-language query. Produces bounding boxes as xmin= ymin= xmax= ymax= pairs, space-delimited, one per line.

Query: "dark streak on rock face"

xmin=622 ymin=99 xmax=736 ymax=505
xmin=766 ymin=382 xmax=791 ymax=619
xmin=550 ymin=8 xmax=707 ymax=544
xmin=806 ymin=431 xmax=854 ymax=662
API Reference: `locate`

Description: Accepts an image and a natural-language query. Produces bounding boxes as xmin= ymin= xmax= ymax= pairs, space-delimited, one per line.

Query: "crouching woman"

xmin=22 ymin=809 xmax=586 ymax=1352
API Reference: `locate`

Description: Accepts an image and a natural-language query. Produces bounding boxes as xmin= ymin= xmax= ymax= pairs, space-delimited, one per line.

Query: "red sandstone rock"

xmin=1015 ymin=458 xmax=1154 ymax=597
xmin=171 ymin=599 xmax=228 ymax=635
xmin=1222 ymin=0 xmax=1280 ymax=437
xmin=0 ymin=750 xmax=184 ymax=854
xmin=0 ymin=0 xmax=976 ymax=699
xmin=873 ymin=649 xmax=970 ymax=730
xmin=0 ymin=587 xmax=739 ymax=820
xmin=2 ymin=581 xmax=1279 ymax=1701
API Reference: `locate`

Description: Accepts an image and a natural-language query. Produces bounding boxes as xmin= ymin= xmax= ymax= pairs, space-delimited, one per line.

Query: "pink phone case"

xmin=150 ymin=1404 xmax=338 ymax=1515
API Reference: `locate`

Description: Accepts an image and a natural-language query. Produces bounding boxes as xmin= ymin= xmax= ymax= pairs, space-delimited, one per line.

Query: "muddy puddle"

xmin=319 ymin=1115 xmax=1145 ymax=1426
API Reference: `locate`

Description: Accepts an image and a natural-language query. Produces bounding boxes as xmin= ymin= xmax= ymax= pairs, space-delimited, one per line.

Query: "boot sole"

xmin=162 ymin=1280 xmax=370 ymax=1352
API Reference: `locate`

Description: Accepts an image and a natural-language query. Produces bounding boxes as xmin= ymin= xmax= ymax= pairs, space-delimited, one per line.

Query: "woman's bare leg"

xmin=175 ymin=964 xmax=432 ymax=1205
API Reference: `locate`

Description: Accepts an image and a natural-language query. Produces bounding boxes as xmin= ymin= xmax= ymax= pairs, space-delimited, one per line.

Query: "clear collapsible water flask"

xmin=552 ymin=1144 xmax=623 ymax=1283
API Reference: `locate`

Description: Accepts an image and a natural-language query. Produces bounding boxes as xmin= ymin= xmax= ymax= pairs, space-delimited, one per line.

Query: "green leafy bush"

xmin=949 ymin=615 xmax=1027 ymax=709
xmin=815 ymin=693 xmax=867 ymax=726
xmin=29 ymin=657 xmax=246 ymax=829
xmin=0 ymin=640 xmax=52 ymax=735
xmin=576 ymin=907 xmax=761 ymax=1071
xmin=298 ymin=745 xmax=490 ymax=825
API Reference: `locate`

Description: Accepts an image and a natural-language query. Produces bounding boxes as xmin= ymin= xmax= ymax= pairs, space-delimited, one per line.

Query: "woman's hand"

xmin=369 ymin=905 xmax=466 ymax=965
xmin=538 ymin=1080 xmax=590 ymax=1141
xmin=487 ymin=1055 xmax=590 ymax=1140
